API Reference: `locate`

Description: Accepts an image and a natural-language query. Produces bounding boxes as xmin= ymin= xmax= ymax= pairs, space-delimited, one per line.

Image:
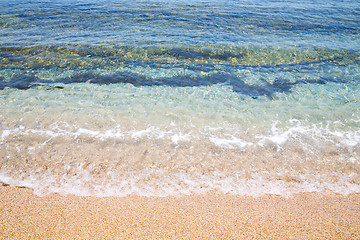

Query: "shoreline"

xmin=1 ymin=186 xmax=359 ymax=239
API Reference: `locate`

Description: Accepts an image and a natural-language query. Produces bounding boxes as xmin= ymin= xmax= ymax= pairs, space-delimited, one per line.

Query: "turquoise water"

xmin=0 ymin=0 xmax=359 ymax=197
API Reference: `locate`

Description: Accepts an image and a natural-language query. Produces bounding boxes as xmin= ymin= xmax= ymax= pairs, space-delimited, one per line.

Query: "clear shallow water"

xmin=0 ymin=0 xmax=359 ymax=197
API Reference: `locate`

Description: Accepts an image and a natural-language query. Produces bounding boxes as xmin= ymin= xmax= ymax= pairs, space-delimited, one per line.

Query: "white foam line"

xmin=1 ymin=170 xmax=359 ymax=198
xmin=1 ymin=119 xmax=359 ymax=150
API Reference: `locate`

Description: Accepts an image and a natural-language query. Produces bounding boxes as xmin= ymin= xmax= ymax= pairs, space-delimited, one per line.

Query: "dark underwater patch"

xmin=153 ymin=48 xmax=244 ymax=61
xmin=0 ymin=72 xmax=345 ymax=98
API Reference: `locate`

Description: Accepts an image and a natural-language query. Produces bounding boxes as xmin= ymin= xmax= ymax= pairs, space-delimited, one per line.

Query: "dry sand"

xmin=0 ymin=186 xmax=359 ymax=239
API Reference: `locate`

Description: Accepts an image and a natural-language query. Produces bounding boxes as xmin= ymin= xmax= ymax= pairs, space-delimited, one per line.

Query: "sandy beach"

xmin=0 ymin=186 xmax=359 ymax=239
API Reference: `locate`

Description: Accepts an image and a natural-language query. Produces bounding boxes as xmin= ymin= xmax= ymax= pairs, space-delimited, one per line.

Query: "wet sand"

xmin=0 ymin=186 xmax=359 ymax=239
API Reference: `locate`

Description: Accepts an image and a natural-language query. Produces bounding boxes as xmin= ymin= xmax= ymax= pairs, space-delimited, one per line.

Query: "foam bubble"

xmin=209 ymin=136 xmax=253 ymax=149
xmin=171 ymin=131 xmax=191 ymax=144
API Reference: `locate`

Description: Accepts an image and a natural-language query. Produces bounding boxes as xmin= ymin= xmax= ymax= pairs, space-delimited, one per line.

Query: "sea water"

xmin=0 ymin=0 xmax=359 ymax=197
